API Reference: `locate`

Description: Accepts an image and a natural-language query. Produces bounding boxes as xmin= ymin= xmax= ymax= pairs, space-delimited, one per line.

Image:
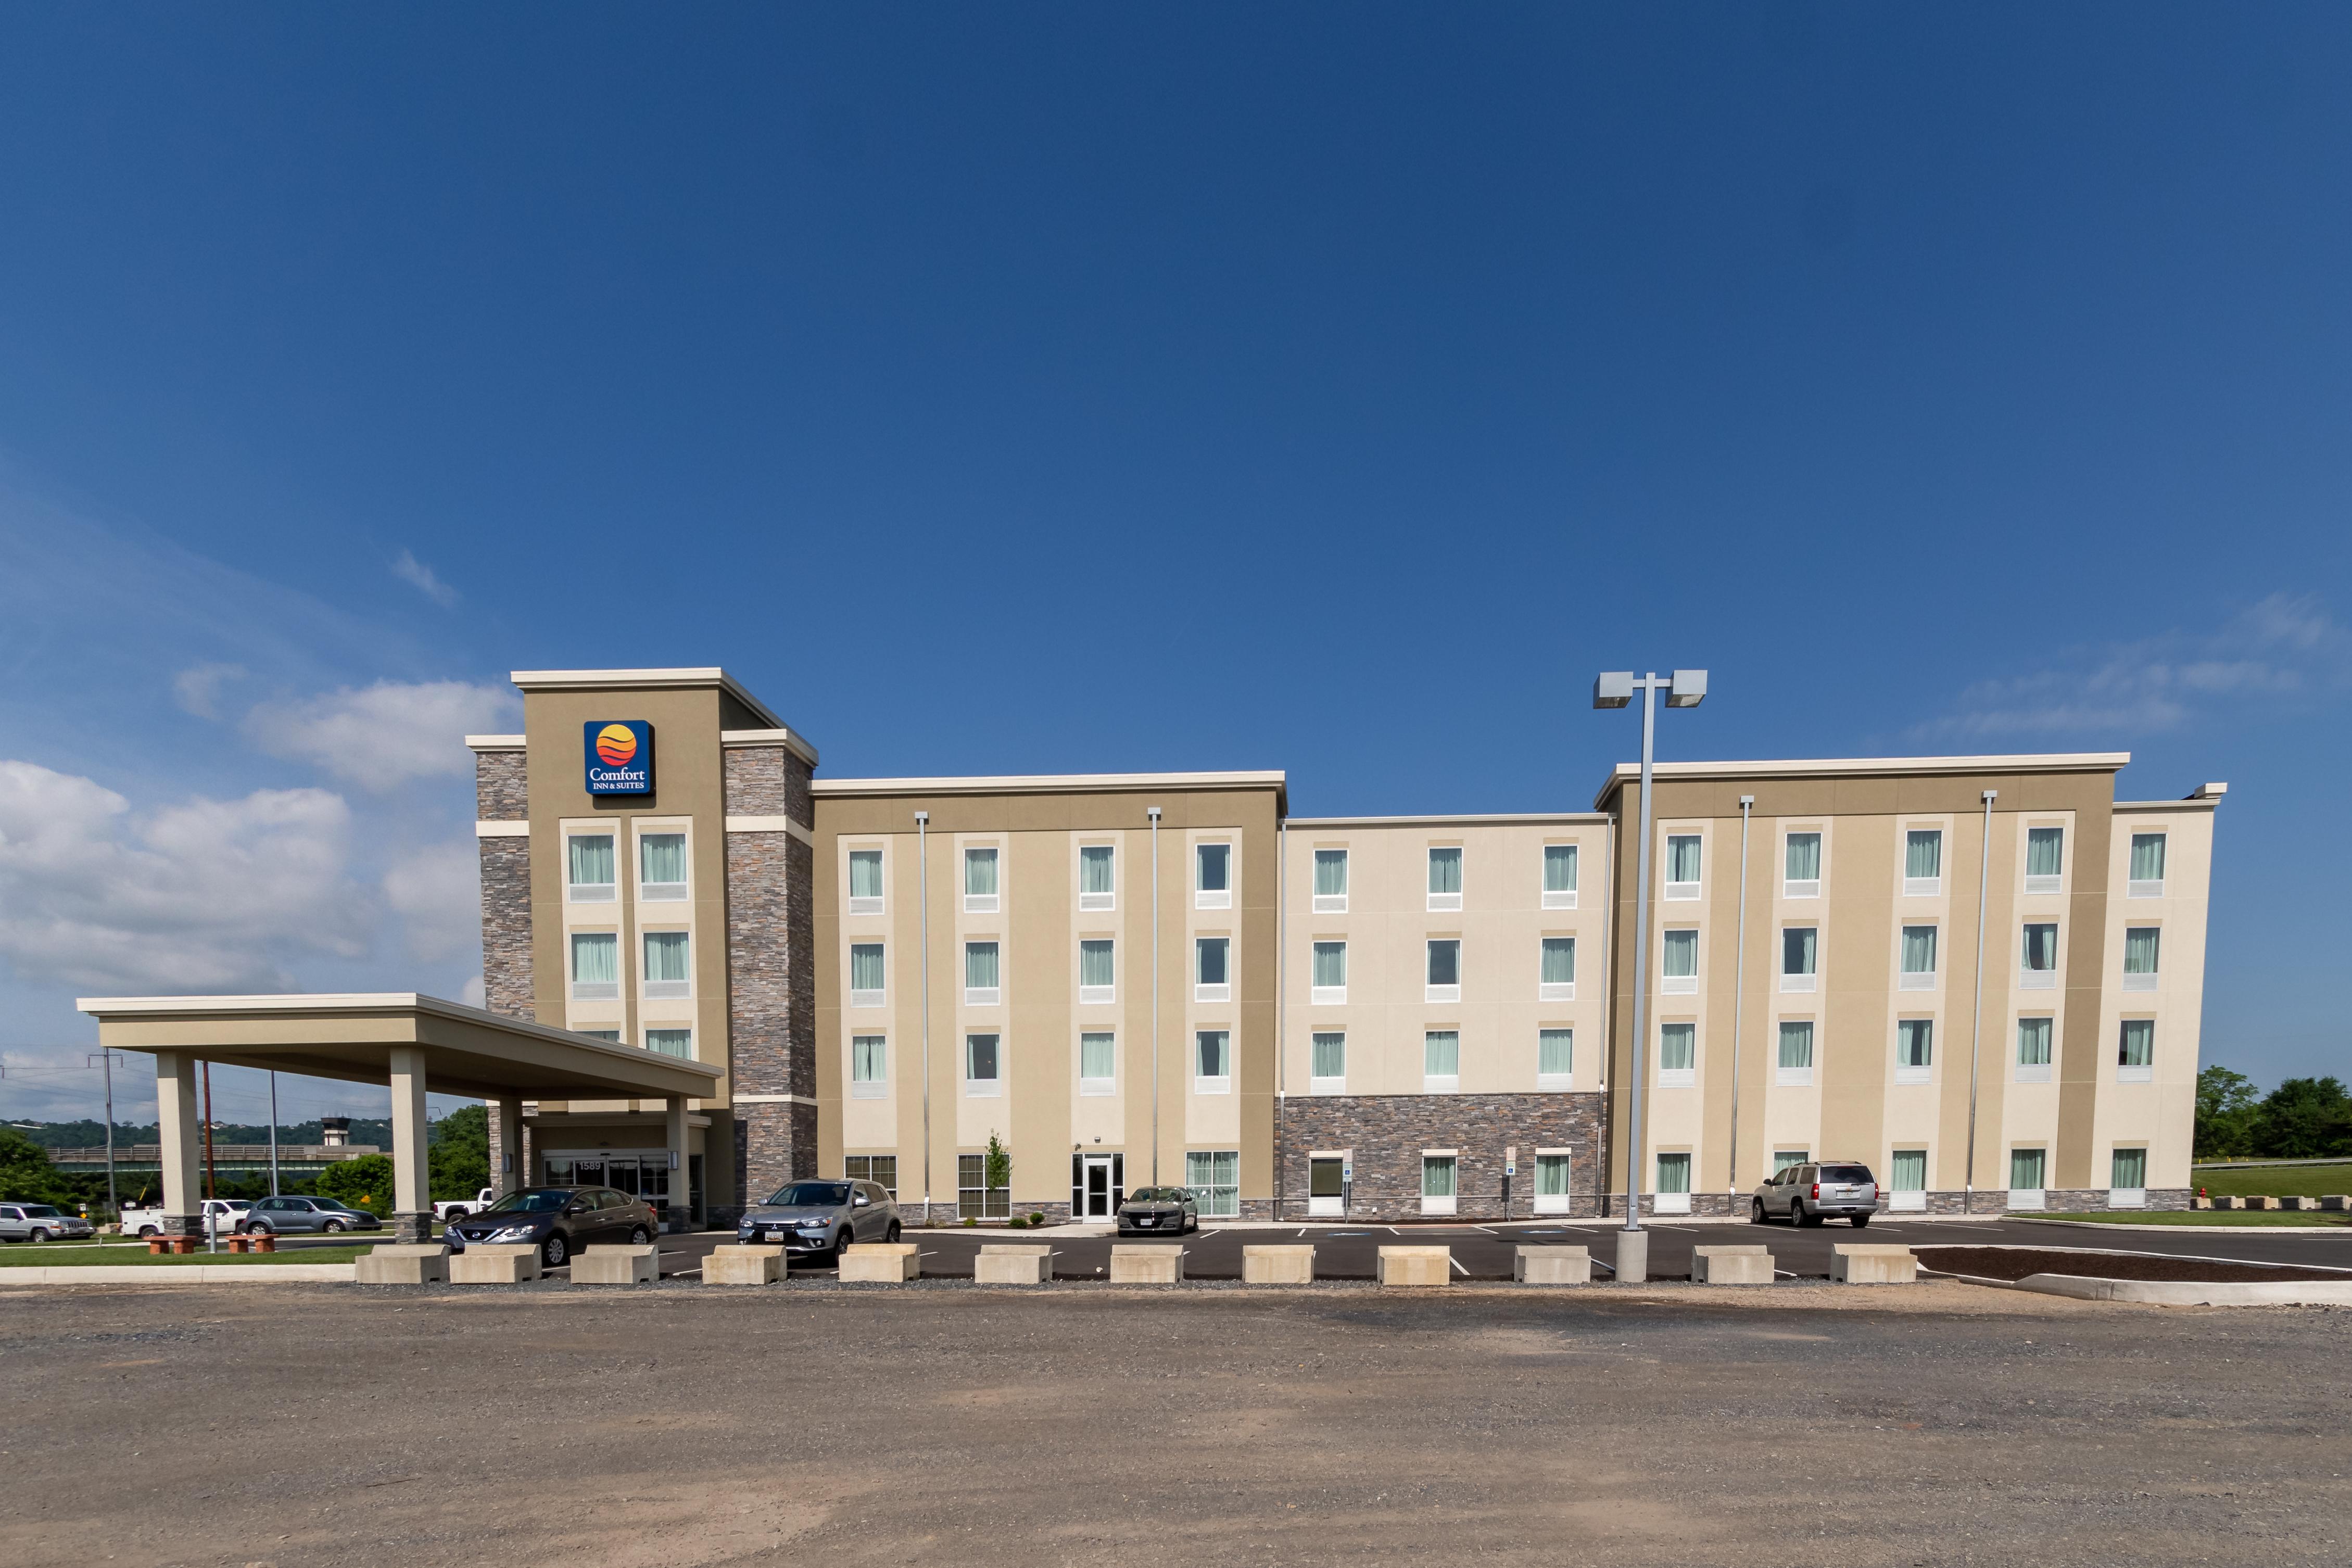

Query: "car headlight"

xmin=487 ymin=1224 xmax=536 ymax=1242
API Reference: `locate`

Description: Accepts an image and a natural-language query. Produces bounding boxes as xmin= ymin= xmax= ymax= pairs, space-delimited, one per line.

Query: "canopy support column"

xmin=493 ymin=1097 xmax=524 ymax=1197
xmin=154 ymin=1050 xmax=204 ymax=1240
xmin=666 ymin=1095 xmax=690 ymax=1230
xmin=389 ymin=1044 xmax=433 ymax=1243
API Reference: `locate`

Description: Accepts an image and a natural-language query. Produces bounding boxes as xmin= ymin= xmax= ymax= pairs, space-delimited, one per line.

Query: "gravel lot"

xmin=4 ymin=1280 xmax=2347 ymax=1566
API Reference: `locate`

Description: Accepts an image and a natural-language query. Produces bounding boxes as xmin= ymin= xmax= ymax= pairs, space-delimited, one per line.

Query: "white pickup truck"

xmin=434 ymin=1188 xmax=495 ymax=1223
xmin=119 ymin=1198 xmax=249 ymax=1237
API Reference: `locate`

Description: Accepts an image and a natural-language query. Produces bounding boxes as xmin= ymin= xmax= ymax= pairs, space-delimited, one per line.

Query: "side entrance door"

xmin=1072 ymin=1154 xmax=1123 ymax=1221
xmin=1309 ymin=1156 xmax=1346 ymax=1218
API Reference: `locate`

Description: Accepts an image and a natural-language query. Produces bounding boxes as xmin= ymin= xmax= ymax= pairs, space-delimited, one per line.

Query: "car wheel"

xmin=628 ymin=1225 xmax=650 ymax=1245
xmin=30 ymin=1228 xmax=52 ymax=1243
xmin=137 ymin=1224 xmax=159 ymax=1238
xmin=1851 ymin=1213 xmax=1872 ymax=1229
xmin=323 ymin=1219 xmax=346 ymax=1233
xmin=1788 ymin=1201 xmax=1805 ymax=1227
xmin=1750 ymin=1200 xmax=1766 ymax=1223
xmin=885 ymin=1220 xmax=902 ymax=1243
xmin=248 ymin=1220 xmax=273 ymax=1237
xmin=542 ymin=1233 xmax=570 ymax=1268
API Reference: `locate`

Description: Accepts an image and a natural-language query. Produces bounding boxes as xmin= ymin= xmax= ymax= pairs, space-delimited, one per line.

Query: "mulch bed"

xmin=1915 ymin=1245 xmax=2352 ymax=1284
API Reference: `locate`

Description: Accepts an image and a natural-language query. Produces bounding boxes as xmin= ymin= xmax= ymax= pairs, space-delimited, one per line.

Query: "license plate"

xmin=764 ymin=1230 xmax=782 ymax=1242
xmin=1137 ymin=1217 xmax=1154 ymax=1226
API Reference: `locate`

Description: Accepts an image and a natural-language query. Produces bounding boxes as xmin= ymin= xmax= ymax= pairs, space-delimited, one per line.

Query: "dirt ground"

xmin=5 ymin=1279 xmax=2347 ymax=1567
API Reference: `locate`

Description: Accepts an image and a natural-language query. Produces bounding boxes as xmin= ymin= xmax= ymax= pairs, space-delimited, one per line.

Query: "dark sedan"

xmin=445 ymin=1186 xmax=659 ymax=1268
xmin=1116 ymin=1185 xmax=1198 ymax=1237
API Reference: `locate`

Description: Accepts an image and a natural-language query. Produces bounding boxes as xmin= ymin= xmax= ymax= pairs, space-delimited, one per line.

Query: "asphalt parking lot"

xmin=5 ymin=1276 xmax=2346 ymax=1567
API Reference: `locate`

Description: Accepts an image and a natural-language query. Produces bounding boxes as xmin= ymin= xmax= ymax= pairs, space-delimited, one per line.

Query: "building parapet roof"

xmin=1590 ymin=752 xmax=2132 ymax=810
xmin=812 ymin=769 xmax=1285 ymax=798
xmin=1286 ymin=812 xmax=1612 ymax=828
xmin=509 ymin=667 xmax=800 ymax=744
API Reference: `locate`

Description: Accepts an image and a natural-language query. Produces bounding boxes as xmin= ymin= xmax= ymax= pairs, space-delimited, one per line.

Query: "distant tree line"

xmin=2197 ymin=1067 xmax=2352 ymax=1161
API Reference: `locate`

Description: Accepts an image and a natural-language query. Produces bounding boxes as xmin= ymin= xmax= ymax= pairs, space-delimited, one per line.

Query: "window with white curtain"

xmin=1311 ymin=941 xmax=1347 ymax=1003
xmin=1780 ymin=926 xmax=1818 ymax=992
xmin=1889 ymin=1148 xmax=1927 ymax=1209
xmin=848 ymin=849 xmax=884 ymax=914
xmin=567 ymin=834 xmax=616 ymax=902
xmin=851 ymin=1034 xmax=887 ymax=1097
xmin=2118 ymin=1019 xmax=2154 ymax=1081
xmin=1543 ymin=844 xmax=1578 ymax=908
xmin=1313 ymin=849 xmax=1348 ymax=913
xmin=1186 ymin=1150 xmax=1240 ymax=1216
xmin=646 ymin=1028 xmax=692 ymax=1059
xmin=1538 ymin=1028 xmax=1573 ymax=1088
xmin=2020 ymin=922 xmax=2059 ymax=988
xmin=850 ymin=943 xmax=886 ymax=1006
xmin=1427 ymin=846 xmax=1463 ymax=911
xmin=1900 ymin=925 xmax=1939 ymax=990
xmin=1426 ymin=939 xmax=1461 ymax=1001
xmin=1195 ymin=937 xmax=1231 ymax=1002
xmin=2016 ymin=1016 xmax=2054 ymax=1082
xmin=1195 ymin=1030 xmax=1231 ymax=1092
xmin=1664 ymin=834 xmax=1702 ymax=897
xmin=1654 ymin=1153 xmax=1691 ymax=1196
xmin=2122 ymin=926 xmax=2160 ymax=991
xmin=1423 ymin=1030 xmax=1460 ymax=1092
xmin=1539 ymin=937 xmax=1576 ymax=1000
xmin=2026 ymin=827 xmax=2064 ymax=893
xmin=2009 ymin=1147 xmax=2047 ymax=1199
xmin=1772 ymin=1149 xmax=1809 ymax=1175
xmin=964 ymin=846 xmax=1000 ymax=913
xmin=1079 ymin=1031 xmax=1115 ymax=1094
xmin=963 ymin=1032 xmax=1001 ymax=1093
xmin=1535 ymin=1152 xmax=1573 ymax=1212
xmin=2128 ymin=832 xmax=2167 ymax=897
xmin=1784 ymin=832 xmax=1821 ymax=897
xmin=1905 ymin=829 xmax=1943 ymax=894
xmin=1079 ymin=844 xmax=1115 ymax=911
xmin=1895 ymin=1019 xmax=1933 ymax=1083
xmin=1195 ymin=843 xmax=1231 ymax=909
xmin=642 ymin=931 xmax=690 ymax=998
xmin=639 ymin=833 xmax=687 ymax=901
xmin=1421 ymin=1154 xmax=1459 ymax=1208
xmin=570 ymin=931 xmax=619 ymax=1000
xmin=1658 ymin=1022 xmax=1696 ymax=1086
xmin=2111 ymin=1146 xmax=2148 ymax=1195
xmin=1777 ymin=1020 xmax=1814 ymax=1086
xmin=964 ymin=941 xmax=1001 ymax=1005
xmin=1310 ymin=1031 xmax=1346 ymax=1090
xmin=1079 ymin=939 xmax=1115 ymax=1004
xmin=1662 ymin=928 xmax=1698 ymax=994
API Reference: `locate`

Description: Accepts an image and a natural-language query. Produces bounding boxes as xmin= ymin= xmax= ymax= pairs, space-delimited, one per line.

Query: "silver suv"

xmin=0 ymin=1204 xmax=94 ymax=1242
xmin=1752 ymin=1162 xmax=1879 ymax=1227
xmin=738 ymin=1179 xmax=901 ymax=1263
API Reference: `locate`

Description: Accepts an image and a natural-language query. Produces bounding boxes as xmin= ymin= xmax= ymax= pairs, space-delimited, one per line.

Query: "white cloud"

xmin=171 ymin=662 xmax=247 ymax=720
xmin=1914 ymin=593 xmax=2352 ymax=742
xmin=383 ymin=839 xmax=480 ymax=963
xmin=459 ymin=973 xmax=486 ymax=1008
xmin=392 ymin=549 xmax=458 ymax=609
xmin=0 ymin=760 xmax=372 ymax=994
xmin=243 ymin=680 xmax=519 ymax=790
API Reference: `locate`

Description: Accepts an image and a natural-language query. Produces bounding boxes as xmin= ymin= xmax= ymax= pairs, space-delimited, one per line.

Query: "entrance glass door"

xmin=1309 ymin=1156 xmax=1345 ymax=1218
xmin=1071 ymin=1154 xmax=1123 ymax=1220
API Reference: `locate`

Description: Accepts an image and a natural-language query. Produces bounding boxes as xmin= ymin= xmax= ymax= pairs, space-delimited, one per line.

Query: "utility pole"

xmin=201 ymin=1060 xmax=219 ymax=1254
xmin=268 ymin=1070 xmax=281 ymax=1197
xmin=88 ymin=1051 xmax=127 ymax=1216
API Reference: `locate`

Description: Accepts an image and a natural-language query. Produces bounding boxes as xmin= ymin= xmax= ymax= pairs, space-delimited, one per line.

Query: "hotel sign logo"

xmin=584 ymin=720 xmax=654 ymax=795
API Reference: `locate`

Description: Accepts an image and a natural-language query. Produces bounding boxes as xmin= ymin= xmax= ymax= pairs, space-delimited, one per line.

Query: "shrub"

xmin=316 ymin=1154 xmax=396 ymax=1216
xmin=962 ymin=1216 xmax=977 ymax=1227
xmin=1007 ymin=1215 xmax=1028 ymax=1229
xmin=1029 ymin=1211 xmax=1045 ymax=1225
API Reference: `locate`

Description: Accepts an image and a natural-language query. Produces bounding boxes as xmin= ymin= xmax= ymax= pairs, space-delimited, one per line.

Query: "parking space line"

xmin=1449 ymin=1255 xmax=1468 ymax=1275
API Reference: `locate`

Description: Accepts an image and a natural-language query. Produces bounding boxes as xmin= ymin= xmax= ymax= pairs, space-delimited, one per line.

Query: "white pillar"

xmin=154 ymin=1051 xmax=203 ymax=1237
xmin=495 ymin=1097 xmax=524 ymax=1196
xmin=666 ymin=1095 xmax=689 ymax=1229
xmin=389 ymin=1045 xmax=433 ymax=1242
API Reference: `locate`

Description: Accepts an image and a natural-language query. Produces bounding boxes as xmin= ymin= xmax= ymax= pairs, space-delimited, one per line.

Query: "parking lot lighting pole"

xmin=1148 ymin=805 xmax=1162 ymax=1187
xmin=268 ymin=1070 xmax=280 ymax=1197
xmin=88 ymin=1051 xmax=125 ymax=1215
xmin=1594 ymin=669 xmax=1706 ymax=1240
xmin=916 ymin=810 xmax=932 ymax=1226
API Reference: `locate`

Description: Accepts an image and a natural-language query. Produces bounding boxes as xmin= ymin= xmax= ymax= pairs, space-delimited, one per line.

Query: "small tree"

xmin=2255 ymin=1077 xmax=2352 ymax=1160
xmin=0 ymin=1128 xmax=73 ymax=1205
xmin=429 ymin=1105 xmax=491 ymax=1200
xmin=316 ymin=1154 xmax=397 ymax=1216
xmin=2195 ymin=1065 xmax=2260 ymax=1160
xmin=983 ymin=1132 xmax=1012 ymax=1218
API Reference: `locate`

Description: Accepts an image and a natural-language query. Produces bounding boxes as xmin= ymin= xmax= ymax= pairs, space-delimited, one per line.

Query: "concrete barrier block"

xmin=2321 ymin=1195 xmax=2350 ymax=1211
xmin=1830 ymin=1244 xmax=1917 ymax=1284
xmin=840 ymin=1243 xmax=920 ymax=1282
xmin=1514 ymin=1246 xmax=1591 ymax=1284
xmin=1110 ymin=1245 xmax=1185 ymax=1284
xmin=1243 ymin=1244 xmax=1316 ymax=1284
xmin=2245 ymin=1196 xmax=2280 ymax=1210
xmin=705 ymin=1245 xmax=785 ymax=1285
xmin=356 ymin=1244 xmax=450 ymax=1286
xmin=1692 ymin=1245 xmax=1775 ymax=1284
xmin=2190 ymin=1196 xmax=2214 ymax=1209
xmin=450 ymin=1245 xmax=540 ymax=1285
xmin=975 ymin=1244 xmax=1053 ymax=1284
xmin=573 ymin=1244 xmax=658 ymax=1285
xmin=1377 ymin=1246 xmax=1452 ymax=1287
xmin=2212 ymin=1195 xmax=2242 ymax=1210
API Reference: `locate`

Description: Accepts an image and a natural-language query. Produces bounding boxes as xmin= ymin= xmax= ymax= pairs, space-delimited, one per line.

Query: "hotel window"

xmin=1427 ymin=846 xmax=1463 ymax=911
xmin=1538 ymin=1028 xmax=1573 ymax=1089
xmin=1655 ymin=1153 xmax=1692 ymax=1214
xmin=1079 ymin=1031 xmax=1116 ymax=1095
xmin=567 ymin=833 xmax=616 ymax=902
xmin=2122 ymin=926 xmax=2161 ymax=992
xmin=1313 ymin=849 xmax=1349 ymax=913
xmin=1661 ymin=928 xmax=1698 ymax=994
xmin=1311 ymin=941 xmax=1347 ymax=1004
xmin=570 ymin=931 xmax=619 ymax=1001
xmin=2008 ymin=1147 xmax=2047 ymax=1206
xmin=1777 ymin=1020 xmax=1814 ymax=1086
xmin=1784 ymin=832 xmax=1821 ymax=899
xmin=1888 ymin=1149 xmax=1928 ymax=1210
xmin=1543 ymin=844 xmax=1578 ymax=909
xmin=1663 ymin=834 xmax=1701 ymax=899
xmin=963 ymin=1031 xmax=1001 ymax=1095
xmin=850 ymin=1034 xmax=887 ymax=1098
xmin=642 ymin=931 xmax=691 ymax=998
xmin=964 ymin=846 xmax=1000 ymax=913
xmin=965 ymin=941 xmax=1001 ymax=1006
xmin=1079 ymin=844 xmax=1115 ymax=912
xmin=1310 ymin=1031 xmax=1346 ymax=1092
xmin=1425 ymin=939 xmax=1461 ymax=1002
xmin=844 ymin=1154 xmax=897 ymax=1197
xmin=2128 ymin=832 xmax=2167 ymax=898
xmin=1899 ymin=924 xmax=1939 ymax=991
xmin=1539 ymin=937 xmax=1576 ymax=1001
xmin=958 ymin=1152 xmax=1008 ymax=1219
xmin=849 ymin=943 xmax=886 ymax=1007
xmin=639 ymin=832 xmax=687 ymax=901
xmin=1421 ymin=1153 xmax=1458 ymax=1215
xmin=2110 ymin=1147 xmax=2148 ymax=1204
xmin=1535 ymin=1152 xmax=1573 ymax=1213
xmin=1658 ymin=1022 xmax=1696 ymax=1087
xmin=848 ymin=849 xmax=884 ymax=915
xmin=1771 ymin=926 xmax=1814 ymax=994
xmin=2025 ymin=827 xmax=2064 ymax=895
xmin=1772 ymin=1149 xmax=1810 ymax=1175
xmin=2020 ymin=922 xmax=2059 ymax=989
xmin=1195 ymin=842 xmax=1232 ymax=909
xmin=1079 ymin=939 xmax=1116 ymax=1005
xmin=1895 ymin=1019 xmax=1933 ymax=1084
xmin=1186 ymin=1150 xmax=1240 ymax=1217
xmin=1423 ymin=1030 xmax=1460 ymax=1093
xmin=1195 ymin=937 xmax=1231 ymax=1003
xmin=1903 ymin=828 xmax=1944 ymax=896
xmin=1195 ymin=1029 xmax=1231 ymax=1092
xmin=646 ymin=1028 xmax=691 ymax=1059
xmin=2016 ymin=1016 xmax=2054 ymax=1083
xmin=2118 ymin=1019 xmax=2155 ymax=1082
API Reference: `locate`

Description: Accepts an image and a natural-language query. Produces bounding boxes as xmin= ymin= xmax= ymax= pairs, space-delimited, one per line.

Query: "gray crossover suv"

xmin=1752 ymin=1162 xmax=1879 ymax=1226
xmin=738 ymin=1179 xmax=901 ymax=1263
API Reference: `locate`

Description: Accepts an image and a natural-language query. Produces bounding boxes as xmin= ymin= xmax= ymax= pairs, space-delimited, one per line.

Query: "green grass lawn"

xmin=2051 ymin=1209 xmax=2352 ymax=1227
xmin=2189 ymin=1162 xmax=2352 ymax=1200
xmin=0 ymin=1242 xmax=370 ymax=1266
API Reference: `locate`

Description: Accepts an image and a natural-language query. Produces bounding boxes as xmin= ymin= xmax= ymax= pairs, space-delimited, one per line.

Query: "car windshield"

xmin=1821 ymin=1166 xmax=1873 ymax=1184
xmin=766 ymin=1182 xmax=852 ymax=1207
xmin=480 ymin=1190 xmax=573 ymax=1213
xmin=1127 ymin=1188 xmax=1184 ymax=1203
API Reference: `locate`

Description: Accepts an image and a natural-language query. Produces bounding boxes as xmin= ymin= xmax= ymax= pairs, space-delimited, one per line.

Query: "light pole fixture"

xmin=1594 ymin=668 xmax=1707 ymax=1242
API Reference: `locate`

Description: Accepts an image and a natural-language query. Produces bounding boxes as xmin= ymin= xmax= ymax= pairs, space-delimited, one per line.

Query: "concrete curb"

xmin=1928 ymin=1268 xmax=2352 ymax=1307
xmin=1 ymin=1263 xmax=358 ymax=1285
xmin=2024 ymin=1219 xmax=2352 ymax=1235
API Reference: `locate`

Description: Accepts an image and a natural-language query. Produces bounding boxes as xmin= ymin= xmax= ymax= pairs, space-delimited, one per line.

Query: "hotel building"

xmin=472 ymin=668 xmax=2218 ymax=1225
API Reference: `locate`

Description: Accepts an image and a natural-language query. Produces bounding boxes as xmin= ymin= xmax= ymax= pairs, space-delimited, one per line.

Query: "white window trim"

xmin=641 ymin=930 xmax=692 ymax=1000
xmin=1309 ymin=1074 xmax=1346 ymax=1095
xmin=963 ymin=1077 xmax=1002 ymax=1098
xmin=1311 ymin=849 xmax=1348 ymax=914
xmin=569 ymin=930 xmax=620 ymax=1002
xmin=1078 ymin=843 xmax=1116 ymax=913
xmin=1539 ymin=982 xmax=1575 ymax=1003
xmin=1783 ymin=878 xmax=1820 ymax=900
xmin=2016 ymin=1061 xmax=2053 ymax=1084
xmin=2127 ymin=879 xmax=2166 ymax=899
xmin=1194 ymin=841 xmax=1233 ymax=910
xmin=1426 ymin=846 xmax=1464 ymax=913
xmin=2025 ymin=875 xmax=2062 ymax=895
xmin=2020 ymin=969 xmax=2058 ymax=991
xmin=1654 ymin=1190 xmax=1693 ymax=1215
xmin=847 ymin=847 xmax=886 ymax=917
xmin=637 ymin=826 xmax=690 ymax=903
xmin=1779 ymin=972 xmax=1816 ymax=994
xmin=964 ymin=846 xmax=1001 ymax=915
xmin=1658 ymin=1067 xmax=1696 ymax=1089
xmin=1422 ymin=1073 xmax=1460 ymax=1094
xmin=1078 ymin=985 xmax=1116 ymax=1006
xmin=2006 ymin=1187 xmax=2046 ymax=1211
xmin=2109 ymin=1186 xmax=2147 ymax=1208
xmin=1542 ymin=890 xmax=1578 ymax=910
xmin=1425 ymin=985 xmax=1461 ymax=1004
xmin=2118 ymin=1064 xmax=2154 ymax=1084
xmin=1194 ymin=1075 xmax=1232 ymax=1096
xmin=1888 ymin=1188 xmax=1928 ymax=1212
xmin=1903 ymin=829 xmax=1945 ymax=898
xmin=1777 ymin=1065 xmax=1814 ymax=1088
xmin=1311 ymin=985 xmax=1346 ymax=1006
xmin=2121 ymin=972 xmax=2159 ymax=993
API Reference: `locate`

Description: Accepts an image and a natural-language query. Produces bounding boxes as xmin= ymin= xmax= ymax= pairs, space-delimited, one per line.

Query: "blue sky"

xmin=2 ymin=6 xmax=2347 ymax=1123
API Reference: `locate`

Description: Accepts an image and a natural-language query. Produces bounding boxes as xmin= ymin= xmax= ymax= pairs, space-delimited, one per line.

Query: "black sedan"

xmin=445 ymin=1185 xmax=659 ymax=1268
xmin=1116 ymin=1185 xmax=1198 ymax=1237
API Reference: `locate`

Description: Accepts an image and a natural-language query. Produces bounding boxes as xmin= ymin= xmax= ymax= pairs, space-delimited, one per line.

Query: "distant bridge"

xmin=44 ymin=1144 xmax=382 ymax=1177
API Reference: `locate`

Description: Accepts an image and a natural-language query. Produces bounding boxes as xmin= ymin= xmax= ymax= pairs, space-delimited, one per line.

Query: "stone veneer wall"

xmin=475 ymin=748 xmax=530 ymax=1190
xmin=723 ymin=744 xmax=817 ymax=1222
xmin=1279 ymin=1093 xmax=1607 ymax=1221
